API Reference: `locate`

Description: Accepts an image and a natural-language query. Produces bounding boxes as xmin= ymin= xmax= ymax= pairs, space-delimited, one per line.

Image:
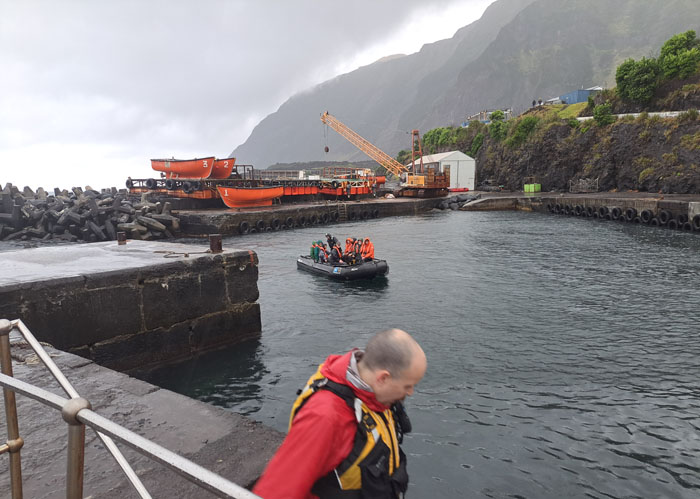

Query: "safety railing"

xmin=0 ymin=318 xmax=260 ymax=499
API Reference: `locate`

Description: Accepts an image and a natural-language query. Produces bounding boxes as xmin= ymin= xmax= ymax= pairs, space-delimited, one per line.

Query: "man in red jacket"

xmin=253 ymin=328 xmax=427 ymax=499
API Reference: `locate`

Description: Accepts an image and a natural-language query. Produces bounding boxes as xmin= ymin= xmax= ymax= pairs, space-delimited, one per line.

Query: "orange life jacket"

xmin=361 ymin=240 xmax=374 ymax=259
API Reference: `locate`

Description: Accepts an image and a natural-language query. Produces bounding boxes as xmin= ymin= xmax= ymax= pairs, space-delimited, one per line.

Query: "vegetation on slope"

xmin=414 ymin=31 xmax=700 ymax=194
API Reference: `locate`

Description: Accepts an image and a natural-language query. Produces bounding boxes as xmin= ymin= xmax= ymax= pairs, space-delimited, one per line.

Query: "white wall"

xmin=445 ymin=159 xmax=475 ymax=190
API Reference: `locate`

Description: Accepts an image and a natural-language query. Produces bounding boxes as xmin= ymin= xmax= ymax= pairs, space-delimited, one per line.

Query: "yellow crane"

xmin=320 ymin=111 xmax=408 ymax=177
xmin=320 ymin=111 xmax=449 ymax=197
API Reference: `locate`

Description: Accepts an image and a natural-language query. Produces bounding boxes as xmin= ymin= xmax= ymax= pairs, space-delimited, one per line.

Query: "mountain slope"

xmin=232 ymin=0 xmax=700 ymax=168
xmin=430 ymin=0 xmax=700 ymax=125
xmin=231 ymin=0 xmax=538 ymax=167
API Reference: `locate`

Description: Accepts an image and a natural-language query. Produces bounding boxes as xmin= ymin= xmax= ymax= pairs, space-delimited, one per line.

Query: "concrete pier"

xmin=176 ymin=197 xmax=440 ymax=236
xmin=461 ymin=192 xmax=700 ymax=231
xmin=0 ymin=339 xmax=283 ymax=497
xmin=0 ymin=240 xmax=262 ymax=372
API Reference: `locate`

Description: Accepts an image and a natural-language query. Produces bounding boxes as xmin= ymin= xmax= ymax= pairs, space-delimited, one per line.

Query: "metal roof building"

xmin=410 ymin=151 xmax=476 ymax=192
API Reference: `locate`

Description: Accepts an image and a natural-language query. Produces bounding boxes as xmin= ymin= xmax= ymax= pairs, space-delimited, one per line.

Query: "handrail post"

xmin=62 ymin=397 xmax=91 ymax=499
xmin=0 ymin=319 xmax=23 ymax=499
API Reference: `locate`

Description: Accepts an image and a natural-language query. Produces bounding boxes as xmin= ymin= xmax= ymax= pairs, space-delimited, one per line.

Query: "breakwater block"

xmin=0 ymin=342 xmax=283 ymax=496
xmin=0 ymin=240 xmax=261 ymax=371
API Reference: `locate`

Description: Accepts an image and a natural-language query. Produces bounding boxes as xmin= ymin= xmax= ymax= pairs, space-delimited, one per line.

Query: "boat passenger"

xmin=318 ymin=243 xmax=329 ymax=263
xmin=310 ymin=241 xmax=319 ymax=262
xmin=344 ymin=237 xmax=356 ymax=264
xmin=361 ymin=237 xmax=374 ymax=262
xmin=353 ymin=237 xmax=363 ymax=256
xmin=329 ymin=244 xmax=344 ymax=264
xmin=325 ymin=233 xmax=340 ymax=250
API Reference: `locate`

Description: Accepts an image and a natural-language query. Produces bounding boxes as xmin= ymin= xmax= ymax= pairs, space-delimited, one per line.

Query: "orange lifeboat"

xmin=216 ymin=186 xmax=284 ymax=208
xmin=151 ymin=157 xmax=216 ymax=179
xmin=211 ymin=157 xmax=236 ymax=179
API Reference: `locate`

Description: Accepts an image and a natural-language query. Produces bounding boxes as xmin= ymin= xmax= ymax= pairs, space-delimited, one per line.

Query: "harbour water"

xmin=143 ymin=209 xmax=700 ymax=498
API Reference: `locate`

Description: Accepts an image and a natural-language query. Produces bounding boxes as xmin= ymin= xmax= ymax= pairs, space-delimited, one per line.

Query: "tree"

xmin=659 ymin=31 xmax=700 ymax=79
xmin=660 ymin=30 xmax=700 ymax=60
xmin=615 ymin=57 xmax=659 ymax=104
xmin=490 ymin=110 xmax=505 ymax=122
xmin=661 ymin=48 xmax=700 ymax=79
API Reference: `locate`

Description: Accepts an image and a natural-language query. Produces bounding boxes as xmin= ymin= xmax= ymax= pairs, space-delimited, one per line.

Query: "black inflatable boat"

xmin=296 ymin=255 xmax=389 ymax=281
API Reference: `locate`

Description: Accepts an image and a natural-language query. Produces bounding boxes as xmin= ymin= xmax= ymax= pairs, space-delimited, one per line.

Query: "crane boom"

xmin=320 ymin=111 xmax=407 ymax=177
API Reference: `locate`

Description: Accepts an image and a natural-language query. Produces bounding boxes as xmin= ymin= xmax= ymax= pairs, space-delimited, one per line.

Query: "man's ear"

xmin=376 ymin=369 xmax=391 ymax=385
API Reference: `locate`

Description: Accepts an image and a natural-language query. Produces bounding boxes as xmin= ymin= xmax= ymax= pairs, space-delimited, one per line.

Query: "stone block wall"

xmin=0 ymin=242 xmax=261 ymax=371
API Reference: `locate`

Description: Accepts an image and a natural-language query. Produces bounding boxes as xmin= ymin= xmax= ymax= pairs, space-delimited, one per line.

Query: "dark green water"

xmin=147 ymin=210 xmax=700 ymax=499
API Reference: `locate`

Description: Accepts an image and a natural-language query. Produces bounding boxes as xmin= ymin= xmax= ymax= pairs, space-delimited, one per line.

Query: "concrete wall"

xmin=0 ymin=241 xmax=262 ymax=372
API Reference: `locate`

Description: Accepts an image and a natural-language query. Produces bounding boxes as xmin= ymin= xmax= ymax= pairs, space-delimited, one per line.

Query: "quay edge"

xmin=461 ymin=192 xmax=700 ymax=227
xmin=175 ymin=197 xmax=441 ymax=236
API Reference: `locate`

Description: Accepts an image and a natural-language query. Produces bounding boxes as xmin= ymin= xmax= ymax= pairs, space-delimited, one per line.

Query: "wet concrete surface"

xmin=0 ymin=239 xmax=229 ymax=286
xmin=0 ymin=338 xmax=283 ymax=498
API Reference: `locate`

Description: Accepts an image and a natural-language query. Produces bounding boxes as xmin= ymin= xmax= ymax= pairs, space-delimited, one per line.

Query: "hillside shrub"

xmin=505 ymin=116 xmax=539 ymax=148
xmin=488 ymin=120 xmax=507 ymax=142
xmin=638 ymin=167 xmax=655 ymax=183
xmin=567 ymin=118 xmax=580 ymax=128
xmin=593 ymin=103 xmax=615 ymax=126
xmin=470 ymin=132 xmax=484 ymax=157
xmin=490 ymin=110 xmax=505 ymax=122
xmin=680 ymin=131 xmax=700 ymax=150
xmin=616 ymin=57 xmax=660 ymax=104
xmin=678 ymin=109 xmax=699 ymax=123
xmin=662 ymin=152 xmax=678 ymax=165
xmin=396 ymin=149 xmax=411 ymax=165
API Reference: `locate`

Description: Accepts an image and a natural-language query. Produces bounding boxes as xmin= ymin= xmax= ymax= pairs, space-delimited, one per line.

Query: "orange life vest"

xmin=361 ymin=240 xmax=374 ymax=259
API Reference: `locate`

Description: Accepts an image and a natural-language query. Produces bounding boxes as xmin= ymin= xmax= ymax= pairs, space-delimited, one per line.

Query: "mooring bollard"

xmin=117 ymin=232 xmax=126 ymax=245
xmin=209 ymin=234 xmax=223 ymax=253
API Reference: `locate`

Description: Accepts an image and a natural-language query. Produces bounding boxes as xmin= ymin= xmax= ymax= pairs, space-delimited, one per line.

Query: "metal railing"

xmin=0 ymin=318 xmax=260 ymax=499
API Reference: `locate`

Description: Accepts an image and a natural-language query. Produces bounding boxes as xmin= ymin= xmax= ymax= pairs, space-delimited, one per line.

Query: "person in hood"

xmin=253 ymin=329 xmax=427 ymax=499
xmin=361 ymin=237 xmax=375 ymax=261
xmin=325 ymin=233 xmax=340 ymax=250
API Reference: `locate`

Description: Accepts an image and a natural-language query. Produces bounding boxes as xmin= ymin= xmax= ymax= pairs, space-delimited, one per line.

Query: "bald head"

xmin=359 ymin=329 xmax=426 ymax=406
xmin=364 ymin=328 xmax=425 ymax=375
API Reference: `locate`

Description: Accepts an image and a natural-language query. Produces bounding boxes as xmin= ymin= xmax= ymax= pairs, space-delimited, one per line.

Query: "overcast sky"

xmin=1 ymin=0 xmax=494 ymax=190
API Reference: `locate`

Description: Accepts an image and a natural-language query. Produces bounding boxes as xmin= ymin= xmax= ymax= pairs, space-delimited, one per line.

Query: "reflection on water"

xmin=145 ymin=211 xmax=700 ymax=498
xmin=298 ymin=270 xmax=390 ymax=295
xmin=145 ymin=339 xmax=267 ymax=416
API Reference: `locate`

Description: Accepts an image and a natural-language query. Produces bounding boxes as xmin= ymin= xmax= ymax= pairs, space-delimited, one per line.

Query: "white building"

xmin=408 ymin=151 xmax=476 ymax=192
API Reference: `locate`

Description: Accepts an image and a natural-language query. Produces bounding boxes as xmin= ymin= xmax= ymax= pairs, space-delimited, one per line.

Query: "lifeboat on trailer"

xmin=150 ymin=157 xmax=216 ymax=179
xmin=211 ymin=157 xmax=236 ymax=179
xmin=216 ymin=185 xmax=284 ymax=208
